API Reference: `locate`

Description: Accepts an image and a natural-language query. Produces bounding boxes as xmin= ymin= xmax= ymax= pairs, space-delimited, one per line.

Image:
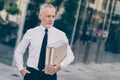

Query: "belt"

xmin=27 ymin=67 xmax=44 ymax=73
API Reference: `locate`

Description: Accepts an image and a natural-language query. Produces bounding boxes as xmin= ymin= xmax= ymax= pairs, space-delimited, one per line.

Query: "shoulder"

xmin=26 ymin=26 xmax=40 ymax=34
xmin=23 ymin=26 xmax=40 ymax=38
xmin=52 ymin=27 xmax=68 ymax=43
xmin=52 ymin=27 xmax=66 ymax=36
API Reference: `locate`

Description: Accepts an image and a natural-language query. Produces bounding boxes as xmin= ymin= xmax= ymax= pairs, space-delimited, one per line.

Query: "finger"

xmin=26 ymin=69 xmax=31 ymax=73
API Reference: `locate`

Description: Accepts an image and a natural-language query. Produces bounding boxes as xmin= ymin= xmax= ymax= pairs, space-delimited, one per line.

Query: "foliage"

xmin=33 ymin=0 xmax=45 ymax=4
xmin=6 ymin=6 xmax=20 ymax=15
xmin=52 ymin=0 xmax=64 ymax=7
xmin=0 ymin=0 xmax=4 ymax=11
xmin=54 ymin=0 xmax=79 ymax=43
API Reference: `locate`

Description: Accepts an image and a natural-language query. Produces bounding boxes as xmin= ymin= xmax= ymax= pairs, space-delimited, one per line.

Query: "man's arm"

xmin=60 ymin=45 xmax=74 ymax=68
xmin=60 ymin=33 xmax=75 ymax=68
xmin=14 ymin=31 xmax=30 ymax=75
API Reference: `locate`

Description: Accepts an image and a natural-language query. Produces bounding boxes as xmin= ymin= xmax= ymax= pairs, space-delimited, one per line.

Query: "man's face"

xmin=39 ymin=7 xmax=56 ymax=28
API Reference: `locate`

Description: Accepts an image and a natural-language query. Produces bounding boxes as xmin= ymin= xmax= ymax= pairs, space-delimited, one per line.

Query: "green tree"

xmin=33 ymin=0 xmax=45 ymax=4
xmin=0 ymin=0 xmax=4 ymax=11
xmin=54 ymin=0 xmax=79 ymax=43
xmin=0 ymin=0 xmax=5 ymax=23
xmin=5 ymin=6 xmax=20 ymax=21
xmin=52 ymin=0 xmax=64 ymax=11
xmin=6 ymin=6 xmax=19 ymax=15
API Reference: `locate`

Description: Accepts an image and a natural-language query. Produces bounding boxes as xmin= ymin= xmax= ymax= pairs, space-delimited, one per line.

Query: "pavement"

xmin=0 ymin=62 xmax=120 ymax=80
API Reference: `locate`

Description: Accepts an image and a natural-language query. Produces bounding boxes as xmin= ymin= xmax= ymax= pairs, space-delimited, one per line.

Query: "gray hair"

xmin=39 ymin=3 xmax=56 ymax=14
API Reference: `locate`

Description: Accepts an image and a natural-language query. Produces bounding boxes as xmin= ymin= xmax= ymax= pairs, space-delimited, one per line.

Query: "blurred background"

xmin=0 ymin=0 xmax=120 ymax=66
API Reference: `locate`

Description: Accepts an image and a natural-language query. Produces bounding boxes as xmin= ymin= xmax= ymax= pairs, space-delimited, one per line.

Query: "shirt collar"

xmin=39 ymin=24 xmax=53 ymax=33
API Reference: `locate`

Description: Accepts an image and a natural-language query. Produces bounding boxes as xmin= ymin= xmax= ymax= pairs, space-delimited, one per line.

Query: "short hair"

xmin=39 ymin=3 xmax=56 ymax=14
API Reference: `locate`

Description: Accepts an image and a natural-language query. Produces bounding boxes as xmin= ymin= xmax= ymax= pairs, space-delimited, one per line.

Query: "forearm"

xmin=14 ymin=51 xmax=24 ymax=71
xmin=60 ymin=45 xmax=74 ymax=68
xmin=14 ymin=31 xmax=30 ymax=70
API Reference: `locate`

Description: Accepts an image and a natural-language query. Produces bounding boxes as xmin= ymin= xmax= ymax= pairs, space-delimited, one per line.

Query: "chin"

xmin=47 ymin=25 xmax=53 ymax=28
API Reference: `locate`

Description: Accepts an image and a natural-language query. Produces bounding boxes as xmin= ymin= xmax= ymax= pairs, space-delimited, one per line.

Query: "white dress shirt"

xmin=14 ymin=25 xmax=74 ymax=71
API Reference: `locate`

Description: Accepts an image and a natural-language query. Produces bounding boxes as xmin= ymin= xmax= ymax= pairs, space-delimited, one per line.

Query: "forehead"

xmin=41 ymin=7 xmax=56 ymax=14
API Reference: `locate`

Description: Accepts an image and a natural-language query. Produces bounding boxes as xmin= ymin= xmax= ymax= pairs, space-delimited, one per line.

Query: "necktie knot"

xmin=45 ymin=29 xmax=48 ymax=32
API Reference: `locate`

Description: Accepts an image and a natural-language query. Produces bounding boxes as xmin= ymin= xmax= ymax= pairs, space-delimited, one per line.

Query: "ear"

xmin=39 ymin=14 xmax=42 ymax=19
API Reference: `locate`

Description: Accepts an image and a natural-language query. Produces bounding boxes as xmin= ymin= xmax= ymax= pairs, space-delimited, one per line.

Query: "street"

xmin=0 ymin=43 xmax=120 ymax=80
xmin=0 ymin=62 xmax=120 ymax=80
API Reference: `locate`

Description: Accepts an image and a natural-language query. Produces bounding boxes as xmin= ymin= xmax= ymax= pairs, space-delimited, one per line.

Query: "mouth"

xmin=49 ymin=22 xmax=53 ymax=24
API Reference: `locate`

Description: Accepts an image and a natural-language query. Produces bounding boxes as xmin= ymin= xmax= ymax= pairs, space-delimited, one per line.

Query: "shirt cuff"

xmin=60 ymin=63 xmax=67 ymax=69
xmin=17 ymin=65 xmax=24 ymax=71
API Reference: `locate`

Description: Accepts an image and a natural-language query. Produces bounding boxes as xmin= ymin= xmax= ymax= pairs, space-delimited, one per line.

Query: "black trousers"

xmin=24 ymin=67 xmax=57 ymax=80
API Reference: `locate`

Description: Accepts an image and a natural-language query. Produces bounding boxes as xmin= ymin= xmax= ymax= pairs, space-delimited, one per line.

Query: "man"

xmin=14 ymin=3 xmax=74 ymax=80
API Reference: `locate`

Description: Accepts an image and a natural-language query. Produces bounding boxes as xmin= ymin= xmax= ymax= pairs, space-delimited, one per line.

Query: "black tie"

xmin=38 ymin=28 xmax=48 ymax=71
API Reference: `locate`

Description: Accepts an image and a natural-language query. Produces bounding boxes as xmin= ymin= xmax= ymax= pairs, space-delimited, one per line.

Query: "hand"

xmin=53 ymin=64 xmax=61 ymax=72
xmin=45 ymin=64 xmax=61 ymax=75
xmin=20 ymin=69 xmax=30 ymax=77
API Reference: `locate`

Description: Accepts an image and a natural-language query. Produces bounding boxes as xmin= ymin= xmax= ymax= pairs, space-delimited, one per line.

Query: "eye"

xmin=52 ymin=16 xmax=55 ymax=18
xmin=47 ymin=15 xmax=55 ymax=18
xmin=47 ymin=15 xmax=51 ymax=18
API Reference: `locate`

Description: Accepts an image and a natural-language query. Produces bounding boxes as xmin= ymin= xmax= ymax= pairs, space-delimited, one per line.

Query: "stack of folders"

xmin=45 ymin=42 xmax=68 ymax=74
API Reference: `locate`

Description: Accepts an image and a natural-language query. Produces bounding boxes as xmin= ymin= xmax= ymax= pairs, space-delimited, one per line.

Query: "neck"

xmin=41 ymin=24 xmax=52 ymax=28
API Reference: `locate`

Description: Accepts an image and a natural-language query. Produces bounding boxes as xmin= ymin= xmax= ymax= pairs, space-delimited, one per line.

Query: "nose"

xmin=50 ymin=16 xmax=55 ymax=21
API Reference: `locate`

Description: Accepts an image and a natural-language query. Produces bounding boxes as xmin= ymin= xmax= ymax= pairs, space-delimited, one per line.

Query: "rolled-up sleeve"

xmin=14 ymin=31 xmax=30 ymax=71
